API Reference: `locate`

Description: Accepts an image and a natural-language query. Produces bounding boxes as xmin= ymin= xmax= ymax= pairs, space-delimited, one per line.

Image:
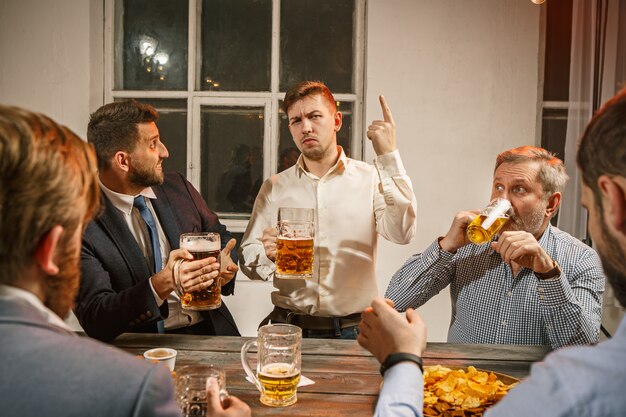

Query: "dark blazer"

xmin=76 ymin=172 xmax=240 ymax=342
xmin=0 ymin=298 xmax=179 ymax=417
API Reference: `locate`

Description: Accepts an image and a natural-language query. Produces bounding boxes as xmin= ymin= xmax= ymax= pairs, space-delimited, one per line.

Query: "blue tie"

xmin=133 ymin=195 xmax=165 ymax=333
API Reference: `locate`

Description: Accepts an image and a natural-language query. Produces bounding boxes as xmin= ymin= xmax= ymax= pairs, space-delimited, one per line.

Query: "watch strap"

xmin=535 ymin=259 xmax=561 ymax=280
xmin=380 ymin=352 xmax=423 ymax=376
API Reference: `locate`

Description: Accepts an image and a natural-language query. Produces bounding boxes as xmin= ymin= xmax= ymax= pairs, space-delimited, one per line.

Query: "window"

xmin=105 ymin=0 xmax=365 ymax=232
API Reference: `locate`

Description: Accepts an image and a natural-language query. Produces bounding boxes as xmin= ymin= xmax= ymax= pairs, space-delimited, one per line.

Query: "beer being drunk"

xmin=179 ymin=233 xmax=221 ymax=310
xmin=257 ymin=363 xmax=300 ymax=407
xmin=275 ymin=237 xmax=314 ymax=278
xmin=466 ymin=198 xmax=511 ymax=244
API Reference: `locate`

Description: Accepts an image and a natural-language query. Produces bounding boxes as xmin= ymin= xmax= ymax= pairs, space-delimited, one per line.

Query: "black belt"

xmin=262 ymin=306 xmax=361 ymax=331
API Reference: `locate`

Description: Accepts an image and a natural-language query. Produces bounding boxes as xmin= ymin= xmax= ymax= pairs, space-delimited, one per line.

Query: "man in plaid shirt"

xmin=385 ymin=146 xmax=605 ymax=348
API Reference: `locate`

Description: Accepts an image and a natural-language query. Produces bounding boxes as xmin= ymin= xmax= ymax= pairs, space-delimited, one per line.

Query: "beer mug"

xmin=466 ymin=198 xmax=512 ymax=244
xmin=241 ymin=324 xmax=302 ymax=407
xmin=175 ymin=365 xmax=229 ymax=417
xmin=176 ymin=232 xmax=222 ymax=310
xmin=275 ymin=207 xmax=315 ymax=279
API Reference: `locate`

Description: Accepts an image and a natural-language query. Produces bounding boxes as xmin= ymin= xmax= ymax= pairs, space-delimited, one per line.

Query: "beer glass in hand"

xmin=178 ymin=232 xmax=222 ymax=310
xmin=241 ymin=324 xmax=302 ymax=407
xmin=275 ymin=207 xmax=314 ymax=279
xmin=466 ymin=198 xmax=512 ymax=244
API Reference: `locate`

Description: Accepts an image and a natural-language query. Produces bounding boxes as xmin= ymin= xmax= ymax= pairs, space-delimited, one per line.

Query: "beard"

xmin=597 ymin=214 xmax=626 ymax=308
xmin=43 ymin=228 xmax=82 ymax=319
xmin=501 ymin=203 xmax=546 ymax=236
xmin=129 ymin=160 xmax=164 ymax=187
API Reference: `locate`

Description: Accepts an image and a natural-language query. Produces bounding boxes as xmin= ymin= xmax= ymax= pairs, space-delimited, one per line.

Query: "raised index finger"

xmin=379 ymin=95 xmax=395 ymax=124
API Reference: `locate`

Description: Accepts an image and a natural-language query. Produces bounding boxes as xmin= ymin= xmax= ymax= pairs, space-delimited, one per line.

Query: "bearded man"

xmin=385 ymin=146 xmax=605 ymax=348
xmin=75 ymin=99 xmax=240 ymax=342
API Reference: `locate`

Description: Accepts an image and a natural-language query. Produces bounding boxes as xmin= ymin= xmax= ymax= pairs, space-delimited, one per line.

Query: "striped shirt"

xmin=385 ymin=225 xmax=605 ymax=348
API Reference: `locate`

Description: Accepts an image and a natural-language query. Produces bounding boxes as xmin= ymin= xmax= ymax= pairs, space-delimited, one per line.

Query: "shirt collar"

xmin=0 ymin=284 xmax=73 ymax=332
xmin=99 ymin=179 xmax=157 ymax=216
xmin=295 ymin=146 xmax=348 ymax=180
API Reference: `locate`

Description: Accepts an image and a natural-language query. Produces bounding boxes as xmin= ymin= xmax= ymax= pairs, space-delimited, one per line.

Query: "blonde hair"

xmin=0 ymin=106 xmax=100 ymax=284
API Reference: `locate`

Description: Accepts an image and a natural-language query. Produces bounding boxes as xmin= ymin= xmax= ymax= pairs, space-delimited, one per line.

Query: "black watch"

xmin=379 ymin=352 xmax=423 ymax=376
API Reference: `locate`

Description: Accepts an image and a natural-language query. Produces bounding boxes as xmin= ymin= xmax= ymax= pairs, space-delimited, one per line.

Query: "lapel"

xmin=96 ymin=196 xmax=152 ymax=284
xmin=152 ymin=185 xmax=182 ymax=250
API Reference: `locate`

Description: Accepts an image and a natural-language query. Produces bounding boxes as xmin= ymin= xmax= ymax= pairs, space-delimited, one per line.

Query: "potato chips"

xmin=422 ymin=365 xmax=518 ymax=417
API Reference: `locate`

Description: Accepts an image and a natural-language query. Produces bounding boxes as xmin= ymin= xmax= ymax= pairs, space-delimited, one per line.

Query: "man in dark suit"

xmin=75 ymin=99 xmax=240 ymax=342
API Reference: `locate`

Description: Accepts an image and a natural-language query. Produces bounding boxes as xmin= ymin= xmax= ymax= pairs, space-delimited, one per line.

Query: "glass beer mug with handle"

xmin=275 ymin=207 xmax=315 ymax=279
xmin=466 ymin=198 xmax=512 ymax=244
xmin=176 ymin=232 xmax=222 ymax=310
xmin=241 ymin=324 xmax=302 ymax=407
xmin=176 ymin=364 xmax=229 ymax=417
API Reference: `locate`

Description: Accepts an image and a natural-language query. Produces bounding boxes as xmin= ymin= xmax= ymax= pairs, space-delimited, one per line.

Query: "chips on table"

xmin=422 ymin=365 xmax=518 ymax=417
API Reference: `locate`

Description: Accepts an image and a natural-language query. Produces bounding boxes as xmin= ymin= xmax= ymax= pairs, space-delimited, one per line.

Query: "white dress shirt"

xmin=99 ymin=181 xmax=202 ymax=330
xmin=239 ymin=147 xmax=417 ymax=316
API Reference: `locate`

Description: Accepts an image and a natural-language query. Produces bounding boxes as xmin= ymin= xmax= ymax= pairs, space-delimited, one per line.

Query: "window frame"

xmin=103 ymin=0 xmax=366 ymax=232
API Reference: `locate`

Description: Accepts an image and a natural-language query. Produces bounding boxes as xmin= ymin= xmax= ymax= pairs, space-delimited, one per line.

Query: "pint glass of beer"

xmin=466 ymin=198 xmax=512 ymax=244
xmin=275 ymin=207 xmax=314 ymax=279
xmin=178 ymin=232 xmax=222 ymax=310
xmin=241 ymin=324 xmax=302 ymax=407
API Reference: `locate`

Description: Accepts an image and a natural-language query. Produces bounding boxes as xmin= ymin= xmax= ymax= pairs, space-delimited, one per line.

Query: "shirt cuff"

xmin=377 ymin=363 xmax=423 ymax=415
xmin=536 ymin=274 xmax=576 ymax=307
xmin=149 ymin=278 xmax=166 ymax=307
xmin=374 ymin=149 xmax=406 ymax=179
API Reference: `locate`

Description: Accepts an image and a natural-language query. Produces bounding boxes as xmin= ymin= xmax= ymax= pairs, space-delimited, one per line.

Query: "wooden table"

xmin=113 ymin=334 xmax=551 ymax=416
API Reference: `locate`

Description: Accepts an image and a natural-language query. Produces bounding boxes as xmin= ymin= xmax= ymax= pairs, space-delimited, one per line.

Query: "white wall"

xmin=0 ymin=0 xmax=542 ymax=340
xmin=0 ymin=0 xmax=92 ymax=137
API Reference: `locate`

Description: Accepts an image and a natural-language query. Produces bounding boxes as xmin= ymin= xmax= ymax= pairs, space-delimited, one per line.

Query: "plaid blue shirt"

xmin=385 ymin=225 xmax=605 ymax=348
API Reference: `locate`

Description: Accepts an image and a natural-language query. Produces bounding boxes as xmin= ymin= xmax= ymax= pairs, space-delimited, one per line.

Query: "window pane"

xmin=280 ymin=0 xmax=354 ymax=93
xmin=114 ymin=98 xmax=188 ymax=176
xmin=543 ymin=0 xmax=572 ymax=101
xmin=116 ymin=0 xmax=188 ymax=90
xmin=200 ymin=106 xmax=264 ymax=217
xmin=541 ymin=108 xmax=567 ymax=160
xmin=200 ymin=0 xmax=271 ymax=91
xmin=278 ymin=101 xmax=353 ymax=172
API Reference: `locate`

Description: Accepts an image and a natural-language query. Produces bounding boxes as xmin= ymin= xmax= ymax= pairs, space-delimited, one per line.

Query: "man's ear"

xmin=33 ymin=225 xmax=64 ymax=276
xmin=546 ymin=192 xmax=561 ymax=218
xmin=113 ymin=151 xmax=131 ymax=173
xmin=598 ymin=175 xmax=626 ymax=235
xmin=334 ymin=111 xmax=343 ymax=132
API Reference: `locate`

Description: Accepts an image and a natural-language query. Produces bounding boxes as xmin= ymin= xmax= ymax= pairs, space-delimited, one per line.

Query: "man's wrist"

xmin=380 ymin=352 xmax=423 ymax=376
xmin=535 ymin=259 xmax=561 ymax=280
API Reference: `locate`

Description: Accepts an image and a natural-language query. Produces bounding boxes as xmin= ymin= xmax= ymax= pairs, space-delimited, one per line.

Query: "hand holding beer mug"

xmin=466 ymin=198 xmax=512 ymax=244
xmin=241 ymin=324 xmax=302 ymax=407
xmin=275 ymin=207 xmax=314 ymax=279
xmin=176 ymin=364 xmax=229 ymax=416
xmin=175 ymin=232 xmax=222 ymax=310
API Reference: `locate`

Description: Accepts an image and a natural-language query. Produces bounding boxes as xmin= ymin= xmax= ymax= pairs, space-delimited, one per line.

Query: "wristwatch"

xmin=535 ymin=259 xmax=561 ymax=280
xmin=379 ymin=352 xmax=423 ymax=376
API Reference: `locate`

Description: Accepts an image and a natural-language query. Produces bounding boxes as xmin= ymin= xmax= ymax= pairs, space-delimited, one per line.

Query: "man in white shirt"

xmin=0 ymin=105 xmax=250 ymax=417
xmin=239 ymin=81 xmax=417 ymax=338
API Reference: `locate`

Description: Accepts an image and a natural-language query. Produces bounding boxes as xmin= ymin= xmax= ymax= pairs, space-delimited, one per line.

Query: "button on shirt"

xmin=99 ymin=182 xmax=202 ymax=330
xmin=239 ymin=147 xmax=417 ymax=317
xmin=385 ymin=224 xmax=605 ymax=348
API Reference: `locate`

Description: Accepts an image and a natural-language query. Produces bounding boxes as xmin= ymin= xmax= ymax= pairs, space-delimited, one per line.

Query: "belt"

xmin=264 ymin=306 xmax=361 ymax=331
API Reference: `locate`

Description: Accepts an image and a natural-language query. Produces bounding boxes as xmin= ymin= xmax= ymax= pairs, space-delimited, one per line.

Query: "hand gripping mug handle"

xmin=240 ymin=339 xmax=263 ymax=394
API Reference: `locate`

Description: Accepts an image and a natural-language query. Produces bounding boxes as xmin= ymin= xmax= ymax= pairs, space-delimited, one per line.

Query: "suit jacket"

xmin=76 ymin=172 xmax=240 ymax=342
xmin=0 ymin=298 xmax=179 ymax=417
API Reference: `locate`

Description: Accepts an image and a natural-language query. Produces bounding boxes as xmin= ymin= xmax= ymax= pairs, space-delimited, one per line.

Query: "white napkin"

xmin=245 ymin=374 xmax=315 ymax=387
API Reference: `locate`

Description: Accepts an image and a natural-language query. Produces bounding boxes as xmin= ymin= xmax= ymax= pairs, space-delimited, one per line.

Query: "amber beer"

xmin=275 ymin=207 xmax=315 ymax=279
xmin=466 ymin=198 xmax=511 ymax=244
xmin=179 ymin=233 xmax=221 ymax=310
xmin=257 ymin=363 xmax=300 ymax=407
xmin=275 ymin=237 xmax=314 ymax=278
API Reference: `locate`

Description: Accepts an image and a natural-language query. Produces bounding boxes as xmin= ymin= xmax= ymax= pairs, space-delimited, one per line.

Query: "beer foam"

xmin=181 ymin=238 xmax=220 ymax=251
